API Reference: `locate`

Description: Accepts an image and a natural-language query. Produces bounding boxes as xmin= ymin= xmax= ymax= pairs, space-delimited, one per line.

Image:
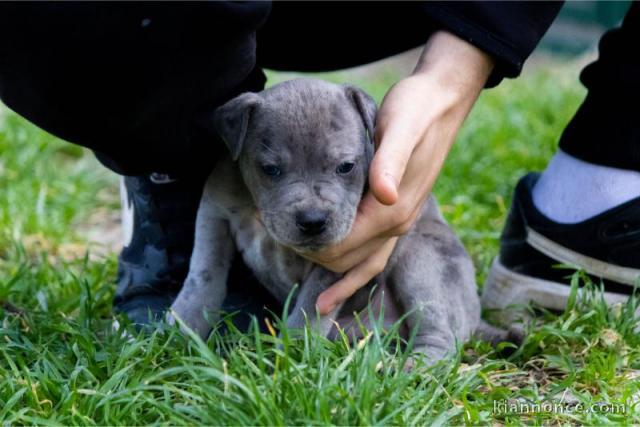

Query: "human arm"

xmin=308 ymin=30 xmax=495 ymax=314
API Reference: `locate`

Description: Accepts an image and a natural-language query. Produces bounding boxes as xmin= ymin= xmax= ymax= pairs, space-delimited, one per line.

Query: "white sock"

xmin=532 ymin=150 xmax=640 ymax=224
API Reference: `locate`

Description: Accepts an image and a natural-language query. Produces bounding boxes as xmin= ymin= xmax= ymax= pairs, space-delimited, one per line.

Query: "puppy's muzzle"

xmin=295 ymin=209 xmax=329 ymax=236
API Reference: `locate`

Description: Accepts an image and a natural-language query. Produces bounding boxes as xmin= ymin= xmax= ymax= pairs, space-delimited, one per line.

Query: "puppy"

xmin=169 ymin=78 xmax=483 ymax=361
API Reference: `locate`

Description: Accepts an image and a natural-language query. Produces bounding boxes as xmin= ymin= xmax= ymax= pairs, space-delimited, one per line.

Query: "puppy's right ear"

xmin=343 ymin=84 xmax=377 ymax=141
xmin=213 ymin=92 xmax=262 ymax=161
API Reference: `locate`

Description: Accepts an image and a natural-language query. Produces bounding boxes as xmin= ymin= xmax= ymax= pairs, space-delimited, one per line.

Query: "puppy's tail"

xmin=475 ymin=319 xmax=525 ymax=347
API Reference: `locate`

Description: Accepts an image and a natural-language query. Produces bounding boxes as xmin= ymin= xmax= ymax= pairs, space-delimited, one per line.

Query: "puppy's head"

xmin=214 ymin=78 xmax=376 ymax=251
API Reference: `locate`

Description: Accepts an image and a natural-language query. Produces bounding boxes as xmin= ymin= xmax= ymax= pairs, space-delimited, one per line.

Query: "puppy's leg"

xmin=390 ymin=246 xmax=479 ymax=363
xmin=286 ymin=268 xmax=344 ymax=338
xmin=169 ymin=185 xmax=235 ymax=339
xmin=390 ymin=202 xmax=480 ymax=364
xmin=390 ymin=265 xmax=457 ymax=362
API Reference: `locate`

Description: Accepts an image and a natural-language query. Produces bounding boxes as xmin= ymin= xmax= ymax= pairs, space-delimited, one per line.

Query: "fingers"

xmin=297 ymin=193 xmax=387 ymax=263
xmin=301 ymin=234 xmax=388 ymax=273
xmin=298 ymin=191 xmax=401 ymax=272
xmin=369 ymin=77 xmax=434 ymax=207
xmin=298 ymin=189 xmax=419 ymax=272
xmin=316 ymin=237 xmax=398 ymax=315
xmin=369 ymin=130 xmax=414 ymax=206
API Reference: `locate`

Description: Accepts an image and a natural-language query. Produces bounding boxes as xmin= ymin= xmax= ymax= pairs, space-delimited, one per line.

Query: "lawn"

xmin=1 ymin=57 xmax=639 ymax=425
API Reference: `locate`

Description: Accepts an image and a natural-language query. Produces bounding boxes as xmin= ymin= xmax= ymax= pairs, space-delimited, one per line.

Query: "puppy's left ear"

xmin=213 ymin=92 xmax=262 ymax=161
xmin=343 ymin=84 xmax=377 ymax=141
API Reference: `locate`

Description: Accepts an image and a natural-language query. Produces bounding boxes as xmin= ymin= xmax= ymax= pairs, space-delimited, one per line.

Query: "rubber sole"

xmin=482 ymin=256 xmax=634 ymax=324
xmin=527 ymin=227 xmax=640 ymax=287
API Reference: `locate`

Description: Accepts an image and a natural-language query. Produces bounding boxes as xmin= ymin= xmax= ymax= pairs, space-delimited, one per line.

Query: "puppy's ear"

xmin=213 ymin=92 xmax=262 ymax=161
xmin=343 ymin=84 xmax=377 ymax=141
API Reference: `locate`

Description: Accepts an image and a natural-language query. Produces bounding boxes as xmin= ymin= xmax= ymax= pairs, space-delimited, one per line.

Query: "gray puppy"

xmin=169 ymin=78 xmax=482 ymax=361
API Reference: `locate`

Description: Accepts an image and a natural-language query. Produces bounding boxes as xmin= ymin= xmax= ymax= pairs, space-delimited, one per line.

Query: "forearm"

xmin=313 ymin=32 xmax=497 ymax=312
xmin=413 ymin=31 xmax=494 ymax=112
xmin=375 ymin=31 xmax=494 ymax=193
xmin=421 ymin=2 xmax=562 ymax=86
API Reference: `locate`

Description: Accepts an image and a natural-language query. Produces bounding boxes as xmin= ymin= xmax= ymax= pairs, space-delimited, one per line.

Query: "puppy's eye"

xmin=336 ymin=162 xmax=355 ymax=174
xmin=261 ymin=164 xmax=282 ymax=177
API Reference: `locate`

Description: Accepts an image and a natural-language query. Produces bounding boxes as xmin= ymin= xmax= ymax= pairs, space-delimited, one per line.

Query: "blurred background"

xmin=541 ymin=0 xmax=631 ymax=54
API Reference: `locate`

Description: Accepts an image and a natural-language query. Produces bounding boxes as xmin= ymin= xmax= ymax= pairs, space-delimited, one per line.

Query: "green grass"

xmin=1 ymin=61 xmax=639 ymax=424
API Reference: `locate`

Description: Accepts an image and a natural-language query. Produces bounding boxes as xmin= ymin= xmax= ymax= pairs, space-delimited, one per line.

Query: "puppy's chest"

xmin=228 ymin=212 xmax=312 ymax=302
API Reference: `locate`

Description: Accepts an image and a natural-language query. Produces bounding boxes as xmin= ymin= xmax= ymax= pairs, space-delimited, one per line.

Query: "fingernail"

xmin=384 ymin=172 xmax=397 ymax=188
xmin=324 ymin=304 xmax=337 ymax=315
xmin=318 ymin=302 xmax=336 ymax=315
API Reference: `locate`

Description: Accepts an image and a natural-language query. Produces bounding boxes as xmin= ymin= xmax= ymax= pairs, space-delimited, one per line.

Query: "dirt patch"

xmin=77 ymin=207 xmax=123 ymax=259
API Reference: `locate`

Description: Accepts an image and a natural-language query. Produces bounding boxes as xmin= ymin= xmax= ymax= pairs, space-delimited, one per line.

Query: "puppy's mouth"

xmin=258 ymin=212 xmax=346 ymax=252
xmin=291 ymin=237 xmax=330 ymax=253
xmin=275 ymin=234 xmax=332 ymax=253
xmin=275 ymin=232 xmax=339 ymax=253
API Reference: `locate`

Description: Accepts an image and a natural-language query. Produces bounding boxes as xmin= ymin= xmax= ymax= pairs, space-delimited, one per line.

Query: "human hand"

xmin=303 ymin=31 xmax=494 ymax=314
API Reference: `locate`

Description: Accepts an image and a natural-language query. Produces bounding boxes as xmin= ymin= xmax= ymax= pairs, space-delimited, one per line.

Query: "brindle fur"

xmin=169 ymin=79 xmax=481 ymax=362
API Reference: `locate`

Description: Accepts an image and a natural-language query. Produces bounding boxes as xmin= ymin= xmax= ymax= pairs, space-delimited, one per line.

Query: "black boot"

xmin=113 ymin=172 xmax=282 ymax=331
xmin=113 ymin=172 xmax=206 ymax=326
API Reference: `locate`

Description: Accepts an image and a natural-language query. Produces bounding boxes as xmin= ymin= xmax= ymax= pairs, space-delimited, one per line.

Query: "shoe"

xmin=113 ymin=172 xmax=282 ymax=332
xmin=482 ymin=173 xmax=640 ymax=321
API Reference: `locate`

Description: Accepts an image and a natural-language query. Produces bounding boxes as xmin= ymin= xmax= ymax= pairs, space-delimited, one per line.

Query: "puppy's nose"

xmin=295 ymin=210 xmax=329 ymax=236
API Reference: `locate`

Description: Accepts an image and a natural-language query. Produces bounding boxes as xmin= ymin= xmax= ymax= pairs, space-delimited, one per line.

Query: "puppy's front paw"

xmin=168 ymin=301 xmax=213 ymax=339
xmin=165 ymin=310 xmax=177 ymax=326
xmin=286 ymin=310 xmax=308 ymax=331
xmin=400 ymin=345 xmax=451 ymax=372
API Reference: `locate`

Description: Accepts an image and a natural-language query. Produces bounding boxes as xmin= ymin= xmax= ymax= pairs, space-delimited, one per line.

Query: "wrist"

xmin=412 ymin=31 xmax=494 ymax=98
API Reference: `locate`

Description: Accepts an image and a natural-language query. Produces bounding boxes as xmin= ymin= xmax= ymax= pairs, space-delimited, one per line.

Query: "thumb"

xmin=369 ymin=126 xmax=416 ymax=206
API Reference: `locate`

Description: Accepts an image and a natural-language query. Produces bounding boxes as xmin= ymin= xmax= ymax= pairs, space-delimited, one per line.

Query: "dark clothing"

xmin=257 ymin=2 xmax=562 ymax=88
xmin=0 ymin=2 xmax=270 ymax=175
xmin=558 ymin=2 xmax=640 ymax=171
xmin=419 ymin=2 xmax=563 ymax=87
xmin=0 ymin=1 xmax=562 ymax=176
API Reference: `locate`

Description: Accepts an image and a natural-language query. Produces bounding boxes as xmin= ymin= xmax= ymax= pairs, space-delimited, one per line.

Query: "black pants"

xmin=0 ymin=2 xmax=433 ymax=176
xmin=0 ymin=2 xmax=637 ymax=174
xmin=558 ymin=2 xmax=639 ymax=171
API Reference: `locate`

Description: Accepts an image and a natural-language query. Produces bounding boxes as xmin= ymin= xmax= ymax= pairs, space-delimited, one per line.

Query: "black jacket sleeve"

xmin=422 ymin=2 xmax=564 ymax=86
